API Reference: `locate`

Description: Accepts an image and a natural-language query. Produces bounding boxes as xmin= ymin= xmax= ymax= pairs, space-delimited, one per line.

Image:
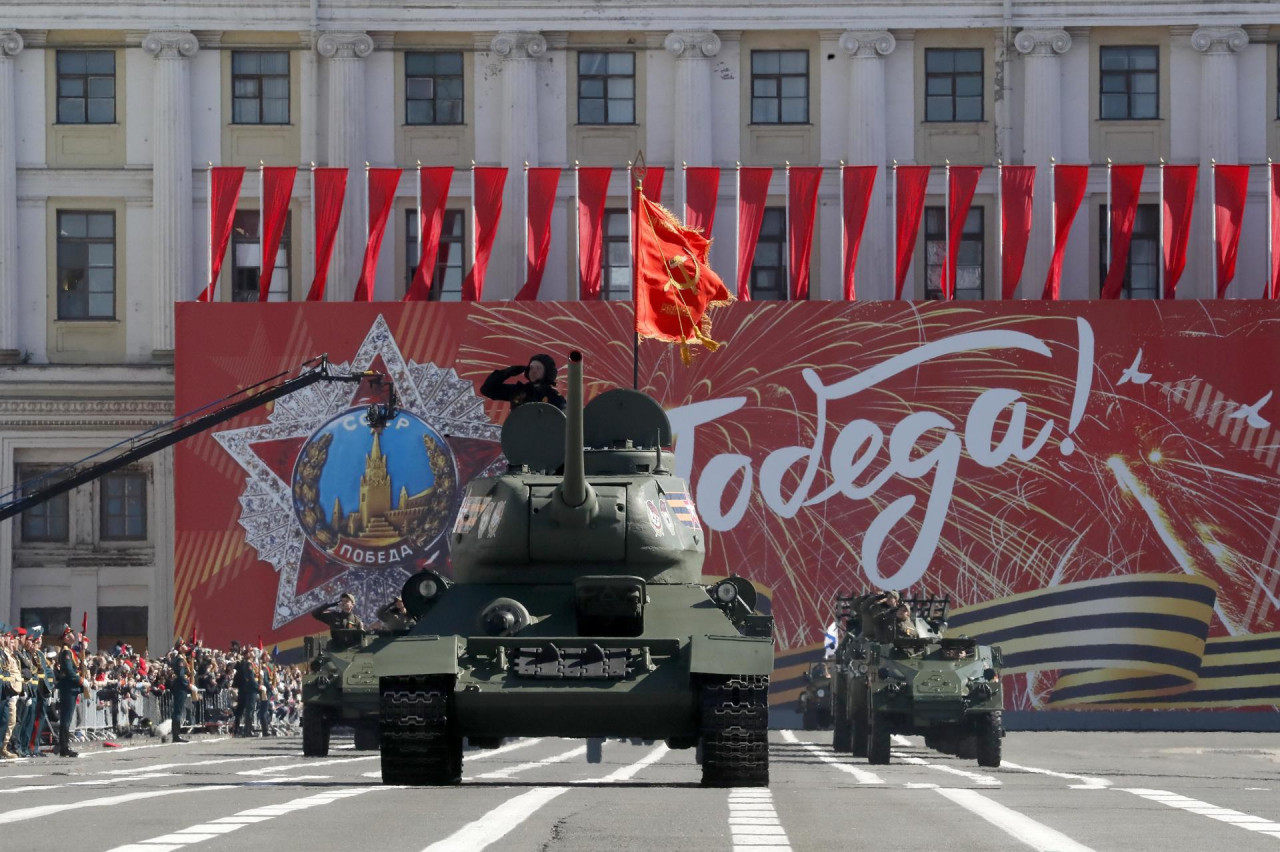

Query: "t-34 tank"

xmin=373 ymin=351 xmax=774 ymax=786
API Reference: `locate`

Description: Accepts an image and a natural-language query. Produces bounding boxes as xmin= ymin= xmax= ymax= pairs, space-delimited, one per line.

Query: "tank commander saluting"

xmin=311 ymin=592 xmax=365 ymax=648
xmin=480 ymin=353 xmax=566 ymax=410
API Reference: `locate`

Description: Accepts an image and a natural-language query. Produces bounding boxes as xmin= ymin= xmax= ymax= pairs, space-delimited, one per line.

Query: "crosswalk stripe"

xmin=936 ymin=787 xmax=1097 ymax=851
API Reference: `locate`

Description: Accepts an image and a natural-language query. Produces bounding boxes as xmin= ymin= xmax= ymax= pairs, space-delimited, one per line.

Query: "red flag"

xmin=840 ymin=166 xmax=876 ymax=301
xmin=685 ymin=167 xmax=720 ymax=237
xmin=1161 ymin=164 xmax=1198 ymax=300
xmin=257 ymin=635 xmax=263 ymax=652
xmin=463 ymin=167 xmax=506 ymax=301
xmin=1214 ymin=164 xmax=1250 ymax=298
xmin=1044 ymin=165 xmax=1088 ymax=300
xmin=736 ymin=167 xmax=773 ymax=301
xmin=631 ymin=166 xmax=665 ymax=211
xmin=1000 ymin=165 xmax=1035 ymax=299
xmin=354 ymin=168 xmax=402 ymax=301
xmin=405 ymin=166 xmax=453 ymax=302
xmin=258 ymin=166 xmax=296 ymax=302
xmin=945 ymin=166 xmax=982 ymax=300
xmin=894 ymin=165 xmax=930 ymax=299
xmin=634 ymin=192 xmax=732 ymax=363
xmin=307 ymin=168 xmax=347 ymax=302
xmin=517 ymin=167 xmax=561 ymax=301
xmin=1271 ymin=163 xmax=1280 ymax=299
xmin=198 ymin=166 xmax=244 ymax=302
xmin=577 ymin=167 xmax=612 ymax=300
xmin=1101 ymin=164 xmax=1145 ymax=300
xmin=788 ymin=167 xmax=822 ymax=301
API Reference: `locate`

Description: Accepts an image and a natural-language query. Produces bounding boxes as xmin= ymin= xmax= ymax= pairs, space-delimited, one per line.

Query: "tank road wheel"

xmin=866 ymin=708 xmax=891 ymax=766
xmin=698 ymin=675 xmax=770 ymax=788
xmin=353 ymin=723 xmax=380 ymax=751
xmin=586 ymin=738 xmax=604 ymax=764
xmin=832 ymin=702 xmax=852 ymax=753
xmin=975 ymin=711 xmax=1003 ymax=768
xmin=850 ymin=701 xmax=869 ymax=758
xmin=379 ymin=676 xmax=463 ymax=786
xmin=302 ymin=704 xmax=330 ymax=757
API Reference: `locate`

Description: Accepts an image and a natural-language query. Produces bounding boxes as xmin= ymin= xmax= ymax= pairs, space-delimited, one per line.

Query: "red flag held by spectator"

xmin=307 ymin=168 xmax=347 ymax=302
xmin=840 ymin=166 xmax=876 ymax=301
xmin=1101 ymin=164 xmax=1145 ymax=300
xmin=354 ymin=168 xmax=402 ymax=302
xmin=258 ymin=166 xmax=296 ymax=302
xmin=1044 ymin=165 xmax=1088 ymax=300
xmin=1161 ymin=165 xmax=1197 ymax=300
xmin=736 ymin=167 xmax=773 ymax=302
xmin=405 ymin=166 xmax=453 ymax=302
xmin=1213 ymin=164 xmax=1250 ymax=298
xmin=685 ymin=167 xmax=720 ymax=237
xmin=199 ymin=166 xmax=244 ymax=302
xmin=945 ymin=166 xmax=982 ymax=300
xmin=517 ymin=167 xmax=561 ymax=301
xmin=894 ymin=165 xmax=930 ymax=299
xmin=463 ymin=167 xmax=506 ymax=301
xmin=577 ymin=167 xmax=612 ymax=300
xmin=1000 ymin=165 xmax=1035 ymax=299
xmin=788 ymin=167 xmax=822 ymax=301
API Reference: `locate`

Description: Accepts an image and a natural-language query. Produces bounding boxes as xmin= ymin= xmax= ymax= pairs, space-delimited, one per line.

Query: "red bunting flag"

xmin=307 ymin=168 xmax=347 ymax=302
xmin=1213 ymin=164 xmax=1250 ymax=298
xmin=1101 ymin=164 xmax=1145 ymax=300
xmin=893 ymin=165 xmax=930 ymax=299
xmin=999 ymin=165 xmax=1035 ymax=299
xmin=1044 ymin=164 xmax=1088 ymax=300
xmin=736 ymin=167 xmax=773 ymax=302
xmin=516 ymin=167 xmax=561 ymax=301
xmin=840 ymin=166 xmax=876 ymax=301
xmin=685 ymin=167 xmax=720 ymax=237
xmin=462 ymin=167 xmax=506 ymax=301
xmin=354 ymin=168 xmax=402 ymax=301
xmin=405 ymin=166 xmax=453 ymax=302
xmin=1161 ymin=164 xmax=1197 ymax=300
xmin=945 ymin=166 xmax=982 ymax=300
xmin=577 ymin=166 xmax=612 ymax=300
xmin=258 ymin=166 xmax=296 ymax=302
xmin=199 ymin=166 xmax=244 ymax=302
xmin=1270 ymin=164 xmax=1280 ymax=299
xmin=788 ymin=166 xmax=822 ymax=301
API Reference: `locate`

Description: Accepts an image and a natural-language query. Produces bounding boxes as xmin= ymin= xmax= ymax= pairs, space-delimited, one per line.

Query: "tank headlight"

xmin=815 ymin=688 xmax=826 ymax=698
xmin=714 ymin=581 xmax=738 ymax=604
xmin=418 ymin=577 xmax=439 ymax=599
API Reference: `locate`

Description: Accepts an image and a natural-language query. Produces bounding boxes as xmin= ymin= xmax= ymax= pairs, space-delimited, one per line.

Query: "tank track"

xmin=379 ymin=675 xmax=462 ymax=785
xmin=699 ymin=675 xmax=770 ymax=787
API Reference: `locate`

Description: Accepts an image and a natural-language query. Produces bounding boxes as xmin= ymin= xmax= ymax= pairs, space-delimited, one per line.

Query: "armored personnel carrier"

xmin=831 ymin=594 xmax=1003 ymax=767
xmin=302 ymin=633 xmax=389 ymax=755
xmin=371 ymin=352 xmax=774 ymax=786
xmin=796 ymin=662 xmax=834 ymax=730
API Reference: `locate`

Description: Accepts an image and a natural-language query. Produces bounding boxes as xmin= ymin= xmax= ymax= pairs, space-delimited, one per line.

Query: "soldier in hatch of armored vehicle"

xmin=480 ymin=353 xmax=567 ymax=410
xmin=860 ymin=591 xmax=905 ymax=641
xmin=311 ymin=593 xmax=365 ymax=647
xmin=375 ymin=597 xmax=415 ymax=631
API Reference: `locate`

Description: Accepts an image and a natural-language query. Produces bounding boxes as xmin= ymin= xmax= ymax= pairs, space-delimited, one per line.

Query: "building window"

xmin=98 ymin=606 xmax=149 ymax=654
xmin=230 ymin=210 xmax=290 ymax=302
xmin=924 ymin=48 xmax=983 ymax=122
xmin=751 ymin=50 xmax=809 ymax=124
xmin=405 ymin=52 xmax=464 ymax=125
xmin=101 ymin=472 xmax=146 ymax=540
xmin=406 ymin=209 xmax=466 ymax=300
xmin=21 ymin=608 xmax=71 ymax=643
xmin=925 ymin=206 xmax=985 ymax=300
xmin=1099 ymin=204 xmax=1159 ymax=299
xmin=578 ymin=52 xmax=635 ymax=125
xmin=56 ymin=50 xmax=116 ymax=124
xmin=1100 ymin=46 xmax=1158 ymax=120
xmin=17 ymin=466 xmax=69 ymax=543
xmin=602 ymin=209 xmax=632 ymax=301
xmin=750 ymin=207 xmax=787 ymax=300
xmin=231 ymin=51 xmax=290 ymax=125
xmin=56 ymin=211 xmax=115 ymax=319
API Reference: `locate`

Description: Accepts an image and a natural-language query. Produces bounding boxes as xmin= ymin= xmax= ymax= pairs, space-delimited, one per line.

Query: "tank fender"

xmin=372 ymin=634 xmax=460 ymax=679
xmin=689 ymin=634 xmax=775 ymax=677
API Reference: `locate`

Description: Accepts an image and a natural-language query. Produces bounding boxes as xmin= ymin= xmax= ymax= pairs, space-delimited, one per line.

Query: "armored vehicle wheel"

xmin=866 ymin=709 xmax=891 ymax=765
xmin=802 ymin=709 xmax=818 ymax=731
xmin=850 ymin=705 xmax=869 ymax=758
xmin=353 ymin=723 xmax=380 ymax=751
xmin=302 ymin=705 xmax=330 ymax=757
xmin=379 ymin=675 xmax=462 ymax=785
xmin=954 ymin=736 xmax=978 ymax=760
xmin=832 ymin=705 xmax=852 ymax=753
xmin=699 ymin=675 xmax=769 ymax=787
xmin=975 ymin=711 xmax=1002 ymax=768
xmin=586 ymin=738 xmax=604 ymax=764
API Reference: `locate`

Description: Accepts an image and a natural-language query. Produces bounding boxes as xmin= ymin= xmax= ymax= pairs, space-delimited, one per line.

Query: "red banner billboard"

xmin=175 ymin=301 xmax=1280 ymax=711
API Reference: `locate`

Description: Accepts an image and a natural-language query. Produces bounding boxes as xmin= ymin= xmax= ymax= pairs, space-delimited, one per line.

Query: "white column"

xmin=1014 ymin=28 xmax=1071 ymax=299
xmin=1192 ymin=27 xmax=1247 ymax=164
xmin=665 ymin=30 xmax=720 ymax=213
xmin=840 ymin=30 xmax=895 ymax=300
xmin=489 ymin=32 xmax=545 ymax=300
xmin=316 ymin=32 xmax=373 ymax=302
xmin=142 ymin=31 xmax=198 ymax=356
xmin=0 ymin=31 xmax=22 ymax=359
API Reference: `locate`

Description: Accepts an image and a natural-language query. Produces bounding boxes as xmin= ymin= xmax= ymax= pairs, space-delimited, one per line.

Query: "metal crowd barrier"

xmin=50 ymin=686 xmax=302 ymax=742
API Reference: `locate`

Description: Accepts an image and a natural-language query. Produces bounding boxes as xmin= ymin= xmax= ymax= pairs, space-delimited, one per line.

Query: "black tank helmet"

xmin=528 ymin=353 xmax=558 ymax=384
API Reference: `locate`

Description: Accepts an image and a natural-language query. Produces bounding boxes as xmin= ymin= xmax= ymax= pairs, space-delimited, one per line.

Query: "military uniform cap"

xmin=339 ymin=592 xmax=356 ymax=603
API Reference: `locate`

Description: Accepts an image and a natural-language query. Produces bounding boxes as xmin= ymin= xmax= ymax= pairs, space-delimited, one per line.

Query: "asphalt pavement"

xmin=1 ymin=729 xmax=1277 ymax=851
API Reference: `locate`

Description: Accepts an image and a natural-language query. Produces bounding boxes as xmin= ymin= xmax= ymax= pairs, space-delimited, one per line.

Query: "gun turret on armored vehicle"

xmin=831 ymin=593 xmax=1004 ymax=767
xmin=368 ymin=351 xmax=774 ymax=786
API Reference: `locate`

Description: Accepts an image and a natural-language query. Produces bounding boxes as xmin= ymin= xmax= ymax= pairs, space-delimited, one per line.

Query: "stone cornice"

xmin=15 ymin=29 xmax=43 ymax=49
xmin=490 ymin=31 xmax=547 ymax=60
xmin=0 ymin=31 xmax=24 ymax=58
xmin=1190 ymin=26 xmax=1248 ymax=55
xmin=664 ymin=30 xmax=721 ymax=60
xmin=141 ymin=30 xmax=199 ymax=59
xmin=0 ymin=398 xmax=173 ymax=428
xmin=839 ymin=30 xmax=895 ymax=59
xmin=315 ymin=31 xmax=374 ymax=60
xmin=1014 ymin=28 xmax=1072 ymax=57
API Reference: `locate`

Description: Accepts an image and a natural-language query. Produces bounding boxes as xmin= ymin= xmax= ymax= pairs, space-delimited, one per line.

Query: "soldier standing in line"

xmin=233 ymin=650 xmax=261 ymax=737
xmin=13 ymin=630 xmax=37 ymax=756
xmin=168 ymin=645 xmax=194 ymax=744
xmin=27 ymin=632 xmax=54 ymax=756
xmin=54 ymin=629 xmax=84 ymax=758
xmin=256 ymin=660 xmax=274 ymax=737
xmin=0 ymin=631 xmax=21 ymax=759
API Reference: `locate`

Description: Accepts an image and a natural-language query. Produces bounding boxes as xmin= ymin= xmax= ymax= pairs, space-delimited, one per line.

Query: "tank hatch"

xmin=583 ymin=389 xmax=672 ymax=448
xmin=500 ymin=401 xmax=566 ymax=474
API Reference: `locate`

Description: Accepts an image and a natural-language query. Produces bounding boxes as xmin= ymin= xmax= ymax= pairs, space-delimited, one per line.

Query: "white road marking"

xmin=594 ymin=743 xmax=669 ymax=783
xmin=103 ymin=786 xmax=388 ymax=852
xmin=470 ymin=744 xmax=587 ymax=780
xmin=101 ymin=755 xmax=292 ymax=775
xmin=237 ymin=756 xmax=378 ymax=776
xmin=729 ymin=787 xmax=793 ymax=852
xmin=779 ymin=730 xmax=884 ymax=784
xmin=892 ymin=734 xmax=913 ymax=746
xmin=78 ymin=737 xmax=228 ymax=757
xmin=1002 ymin=760 xmax=1111 ymax=790
xmin=0 ymin=773 xmax=176 ymax=794
xmin=420 ymin=786 xmax=569 ymax=852
xmin=893 ymin=751 xmax=1001 ymax=786
xmin=1124 ymin=788 xmax=1280 ymax=839
xmin=0 ymin=784 xmax=234 ymax=826
xmin=936 ymin=788 xmax=1097 ymax=852
xmin=468 ymin=737 xmax=544 ymax=761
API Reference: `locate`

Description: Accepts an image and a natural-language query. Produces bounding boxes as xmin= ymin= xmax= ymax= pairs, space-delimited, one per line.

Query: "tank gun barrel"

xmin=561 ymin=350 xmax=590 ymax=508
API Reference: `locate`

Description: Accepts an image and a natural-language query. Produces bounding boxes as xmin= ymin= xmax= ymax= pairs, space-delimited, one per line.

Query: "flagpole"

xmin=1158 ymin=159 xmax=1165 ymax=300
xmin=1209 ymin=158 xmax=1217 ymax=299
xmin=784 ymin=161 xmax=791 ymax=301
xmin=996 ymin=159 xmax=1003 ymax=300
xmin=1049 ymin=158 xmax=1056 ymax=296
xmin=522 ymin=161 xmax=529 ymax=293
xmin=309 ymin=162 xmax=316 ymax=300
xmin=628 ymin=161 xmax=637 ymax=390
xmin=735 ymin=162 xmax=742 ymax=297
xmin=1106 ymin=159 xmax=1112 ymax=290
xmin=575 ymin=160 xmax=582 ymax=302
xmin=415 ymin=161 xmax=423 ymax=273
xmin=944 ymin=159 xmax=951 ymax=300
xmin=259 ymin=160 xmax=265 ymax=300
xmin=681 ymin=160 xmax=688 ymax=223
xmin=470 ymin=160 xmax=477 ymax=292
xmin=206 ymin=162 xmax=213 ymax=301
xmin=838 ymin=160 xmax=846 ymax=295
xmin=891 ymin=160 xmax=898 ymax=299
xmin=1269 ymin=157 xmax=1275 ymax=299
